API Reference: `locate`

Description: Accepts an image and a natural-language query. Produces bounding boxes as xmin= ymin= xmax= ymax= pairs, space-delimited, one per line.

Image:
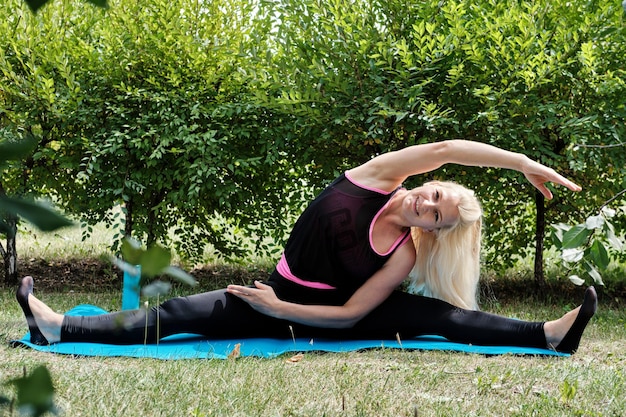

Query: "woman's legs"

xmin=18 ymin=277 xmax=597 ymax=353
xmin=544 ymin=286 xmax=597 ymax=352
xmin=346 ymin=289 xmax=596 ymax=353
xmin=61 ymin=290 xmax=296 ymax=344
xmin=346 ymin=291 xmax=544 ymax=346
xmin=17 ymin=276 xmax=296 ymax=345
xmin=16 ymin=276 xmax=62 ymax=344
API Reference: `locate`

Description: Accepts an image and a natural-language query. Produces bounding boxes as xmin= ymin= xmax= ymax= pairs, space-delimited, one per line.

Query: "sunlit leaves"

xmin=585 ymin=215 xmax=604 ymax=230
xmin=552 ymin=208 xmax=624 ymax=286
xmin=2 ymin=0 xmax=297 ymax=262
xmin=568 ymin=275 xmax=585 ymax=286
xmin=561 ymin=225 xmax=591 ymax=249
xmin=1 ymin=137 xmax=74 ymax=236
xmin=2 ymin=0 xmax=625 ymax=278
xmin=561 ymin=248 xmax=584 ymax=263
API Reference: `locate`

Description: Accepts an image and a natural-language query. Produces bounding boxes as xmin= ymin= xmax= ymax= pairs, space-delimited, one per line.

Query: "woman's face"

xmin=403 ymin=184 xmax=460 ymax=231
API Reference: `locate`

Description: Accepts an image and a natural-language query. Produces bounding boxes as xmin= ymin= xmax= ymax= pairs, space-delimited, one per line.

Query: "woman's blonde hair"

xmin=408 ymin=181 xmax=482 ymax=310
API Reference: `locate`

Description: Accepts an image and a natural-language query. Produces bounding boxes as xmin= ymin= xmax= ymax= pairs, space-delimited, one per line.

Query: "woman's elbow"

xmin=338 ymin=312 xmax=365 ymax=329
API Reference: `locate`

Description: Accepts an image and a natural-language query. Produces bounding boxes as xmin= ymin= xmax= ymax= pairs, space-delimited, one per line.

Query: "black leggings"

xmin=61 ymin=286 xmax=547 ymax=348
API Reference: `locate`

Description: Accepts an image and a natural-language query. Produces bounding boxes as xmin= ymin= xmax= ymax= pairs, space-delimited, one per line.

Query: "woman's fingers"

xmin=253 ymin=280 xmax=270 ymax=289
xmin=523 ymin=161 xmax=582 ymax=199
xmin=227 ymin=281 xmax=270 ymax=296
xmin=226 ymin=285 xmax=252 ymax=297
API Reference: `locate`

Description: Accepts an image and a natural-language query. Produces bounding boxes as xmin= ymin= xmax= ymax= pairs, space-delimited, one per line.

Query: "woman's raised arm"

xmin=348 ymin=140 xmax=581 ymax=198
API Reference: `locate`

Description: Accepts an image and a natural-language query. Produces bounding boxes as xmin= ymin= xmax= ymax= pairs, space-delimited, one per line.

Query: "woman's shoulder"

xmin=345 ymin=167 xmax=402 ymax=194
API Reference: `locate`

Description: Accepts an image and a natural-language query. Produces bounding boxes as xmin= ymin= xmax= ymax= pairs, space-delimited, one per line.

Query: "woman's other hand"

xmin=520 ymin=157 xmax=582 ymax=199
xmin=226 ymin=281 xmax=282 ymax=317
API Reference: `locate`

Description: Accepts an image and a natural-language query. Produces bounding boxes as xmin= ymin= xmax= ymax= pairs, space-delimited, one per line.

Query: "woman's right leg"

xmin=18 ymin=277 xmax=296 ymax=345
xmin=61 ymin=289 xmax=299 ymax=344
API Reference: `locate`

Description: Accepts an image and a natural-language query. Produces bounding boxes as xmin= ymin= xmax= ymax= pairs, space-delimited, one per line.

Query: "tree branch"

xmin=599 ymin=188 xmax=626 ymax=212
xmin=574 ymin=143 xmax=625 ymax=149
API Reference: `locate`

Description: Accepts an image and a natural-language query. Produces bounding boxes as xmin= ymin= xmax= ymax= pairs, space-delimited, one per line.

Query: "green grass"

xmin=1 ymin=287 xmax=625 ymax=417
xmin=4 ymin=223 xmax=626 ymax=416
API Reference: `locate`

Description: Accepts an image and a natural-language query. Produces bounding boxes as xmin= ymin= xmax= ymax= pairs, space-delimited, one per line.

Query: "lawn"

xmin=1 ymin=225 xmax=625 ymax=416
xmin=1 ymin=284 xmax=625 ymax=417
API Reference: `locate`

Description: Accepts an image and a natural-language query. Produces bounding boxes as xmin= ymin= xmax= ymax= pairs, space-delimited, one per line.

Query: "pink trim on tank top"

xmin=369 ymin=201 xmax=412 ymax=256
xmin=276 ymin=253 xmax=337 ymax=290
xmin=344 ymin=171 xmax=393 ymax=195
xmin=345 ymin=170 xmax=411 ymax=256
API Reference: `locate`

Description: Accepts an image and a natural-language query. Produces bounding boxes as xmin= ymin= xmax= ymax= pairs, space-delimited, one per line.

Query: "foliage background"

xmin=1 ymin=0 xmax=625 ymax=284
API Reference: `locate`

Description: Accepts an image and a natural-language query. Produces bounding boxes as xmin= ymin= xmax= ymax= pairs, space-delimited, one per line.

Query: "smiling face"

xmin=403 ymin=183 xmax=461 ymax=231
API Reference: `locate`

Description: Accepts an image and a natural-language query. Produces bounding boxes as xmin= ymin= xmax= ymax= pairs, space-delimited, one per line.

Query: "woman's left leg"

xmin=346 ymin=290 xmax=547 ymax=347
xmin=346 ymin=289 xmax=597 ymax=353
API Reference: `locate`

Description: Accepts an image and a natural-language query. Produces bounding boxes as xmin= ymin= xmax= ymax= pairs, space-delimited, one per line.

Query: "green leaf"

xmin=6 ymin=365 xmax=56 ymax=417
xmin=120 ymin=239 xmax=172 ymax=277
xmin=559 ymin=379 xmax=577 ymax=403
xmin=561 ymin=225 xmax=591 ymax=249
xmin=550 ymin=223 xmax=570 ymax=245
xmin=568 ymin=275 xmax=585 ymax=286
xmin=589 ymin=239 xmax=609 ymax=270
xmin=163 ymin=265 xmax=197 ymax=286
xmin=0 ymin=135 xmax=38 ymax=163
xmin=120 ymin=238 xmax=144 ymax=265
xmin=584 ymin=261 xmax=604 ymax=286
xmin=0 ymin=196 xmax=73 ymax=232
xmin=139 ymin=246 xmax=172 ymax=277
xmin=585 ymin=215 xmax=604 ymax=230
xmin=562 ymin=248 xmax=584 ymax=263
xmin=142 ymin=280 xmax=172 ymax=298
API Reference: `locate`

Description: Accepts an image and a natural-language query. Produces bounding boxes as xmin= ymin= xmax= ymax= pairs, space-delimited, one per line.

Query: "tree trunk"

xmin=0 ymin=181 xmax=19 ymax=286
xmin=534 ymin=189 xmax=546 ymax=287
xmin=1 ymin=215 xmax=18 ymax=286
xmin=2 ymin=216 xmax=17 ymax=287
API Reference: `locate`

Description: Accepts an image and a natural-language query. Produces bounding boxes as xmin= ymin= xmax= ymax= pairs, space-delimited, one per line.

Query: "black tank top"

xmin=274 ymin=173 xmax=410 ymax=298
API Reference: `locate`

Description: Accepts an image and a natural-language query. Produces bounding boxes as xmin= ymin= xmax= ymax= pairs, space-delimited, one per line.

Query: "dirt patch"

xmin=13 ymin=257 xmax=271 ymax=292
xmin=6 ymin=257 xmax=626 ymax=308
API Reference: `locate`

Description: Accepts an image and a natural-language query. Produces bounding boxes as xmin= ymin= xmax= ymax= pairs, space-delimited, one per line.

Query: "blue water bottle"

xmin=122 ymin=265 xmax=141 ymax=310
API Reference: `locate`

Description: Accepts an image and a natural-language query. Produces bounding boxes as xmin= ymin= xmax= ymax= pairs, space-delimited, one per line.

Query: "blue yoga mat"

xmin=12 ymin=304 xmax=567 ymax=359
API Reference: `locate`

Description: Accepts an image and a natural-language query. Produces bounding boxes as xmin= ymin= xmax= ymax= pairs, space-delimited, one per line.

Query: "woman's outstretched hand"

xmin=521 ymin=157 xmax=582 ymax=199
xmin=226 ymin=281 xmax=282 ymax=317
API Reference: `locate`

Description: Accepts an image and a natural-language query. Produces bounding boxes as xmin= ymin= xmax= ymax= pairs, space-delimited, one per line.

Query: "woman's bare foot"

xmin=544 ymin=286 xmax=597 ymax=354
xmin=16 ymin=276 xmax=63 ymax=344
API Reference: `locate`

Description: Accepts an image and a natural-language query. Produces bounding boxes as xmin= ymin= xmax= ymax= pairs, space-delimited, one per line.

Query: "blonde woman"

xmin=17 ymin=140 xmax=597 ymax=354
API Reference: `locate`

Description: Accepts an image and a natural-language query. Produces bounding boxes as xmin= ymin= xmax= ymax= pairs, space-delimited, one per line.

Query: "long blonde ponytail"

xmin=408 ymin=181 xmax=482 ymax=310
